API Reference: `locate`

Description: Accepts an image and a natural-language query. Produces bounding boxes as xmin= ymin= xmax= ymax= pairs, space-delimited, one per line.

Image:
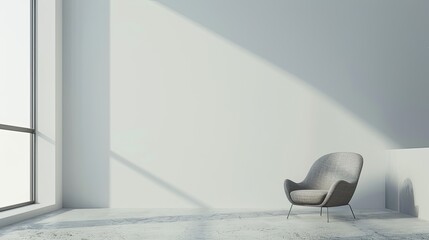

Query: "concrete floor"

xmin=1 ymin=208 xmax=429 ymax=239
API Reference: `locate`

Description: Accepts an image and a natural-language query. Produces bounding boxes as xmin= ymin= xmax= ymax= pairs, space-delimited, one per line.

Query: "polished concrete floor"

xmin=1 ymin=208 xmax=429 ymax=239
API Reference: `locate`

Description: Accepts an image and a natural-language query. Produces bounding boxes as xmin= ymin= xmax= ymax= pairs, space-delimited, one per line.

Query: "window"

xmin=0 ymin=0 xmax=35 ymax=211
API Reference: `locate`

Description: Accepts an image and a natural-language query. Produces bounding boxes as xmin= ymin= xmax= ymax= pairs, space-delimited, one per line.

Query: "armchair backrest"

xmin=303 ymin=152 xmax=363 ymax=190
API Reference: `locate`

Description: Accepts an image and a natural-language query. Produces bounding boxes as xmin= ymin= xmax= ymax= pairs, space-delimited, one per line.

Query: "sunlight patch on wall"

xmin=109 ymin=0 xmax=396 ymax=208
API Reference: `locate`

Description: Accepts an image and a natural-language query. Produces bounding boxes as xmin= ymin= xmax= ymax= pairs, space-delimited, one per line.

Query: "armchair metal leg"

xmin=287 ymin=204 xmax=293 ymax=219
xmin=348 ymin=204 xmax=356 ymax=219
xmin=326 ymin=207 xmax=329 ymax=223
xmin=286 ymin=205 xmax=353 ymax=222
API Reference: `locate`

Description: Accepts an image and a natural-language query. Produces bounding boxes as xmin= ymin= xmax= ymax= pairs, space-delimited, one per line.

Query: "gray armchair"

xmin=284 ymin=152 xmax=363 ymax=222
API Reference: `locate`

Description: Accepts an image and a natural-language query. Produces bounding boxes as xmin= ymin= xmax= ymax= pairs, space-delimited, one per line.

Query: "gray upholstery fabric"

xmin=284 ymin=152 xmax=363 ymax=207
xmin=290 ymin=190 xmax=328 ymax=205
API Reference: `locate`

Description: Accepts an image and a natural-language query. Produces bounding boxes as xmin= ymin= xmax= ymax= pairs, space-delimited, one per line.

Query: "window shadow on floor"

xmin=0 ymin=210 xmax=290 ymax=230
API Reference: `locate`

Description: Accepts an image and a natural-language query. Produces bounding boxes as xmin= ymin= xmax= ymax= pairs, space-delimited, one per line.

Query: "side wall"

xmin=62 ymin=0 xmax=110 ymax=208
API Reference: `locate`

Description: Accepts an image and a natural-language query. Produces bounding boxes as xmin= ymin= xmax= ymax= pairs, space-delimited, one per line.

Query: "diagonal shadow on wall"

xmin=155 ymin=0 xmax=429 ymax=148
xmin=110 ymin=151 xmax=209 ymax=208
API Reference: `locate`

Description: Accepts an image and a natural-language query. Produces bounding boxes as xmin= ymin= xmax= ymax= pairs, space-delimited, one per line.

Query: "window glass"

xmin=0 ymin=130 xmax=31 ymax=208
xmin=0 ymin=0 xmax=31 ymax=127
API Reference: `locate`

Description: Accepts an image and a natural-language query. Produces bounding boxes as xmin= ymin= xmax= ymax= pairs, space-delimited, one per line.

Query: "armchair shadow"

xmin=399 ymin=178 xmax=419 ymax=217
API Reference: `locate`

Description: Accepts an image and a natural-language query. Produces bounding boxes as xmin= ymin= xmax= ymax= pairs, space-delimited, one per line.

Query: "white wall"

xmin=63 ymin=0 xmax=428 ymax=209
xmin=386 ymin=148 xmax=429 ymax=220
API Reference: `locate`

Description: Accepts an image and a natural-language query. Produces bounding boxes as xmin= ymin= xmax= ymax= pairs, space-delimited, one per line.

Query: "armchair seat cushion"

xmin=290 ymin=190 xmax=328 ymax=205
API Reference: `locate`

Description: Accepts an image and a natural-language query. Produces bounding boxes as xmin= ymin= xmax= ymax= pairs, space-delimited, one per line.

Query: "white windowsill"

xmin=0 ymin=203 xmax=60 ymax=228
